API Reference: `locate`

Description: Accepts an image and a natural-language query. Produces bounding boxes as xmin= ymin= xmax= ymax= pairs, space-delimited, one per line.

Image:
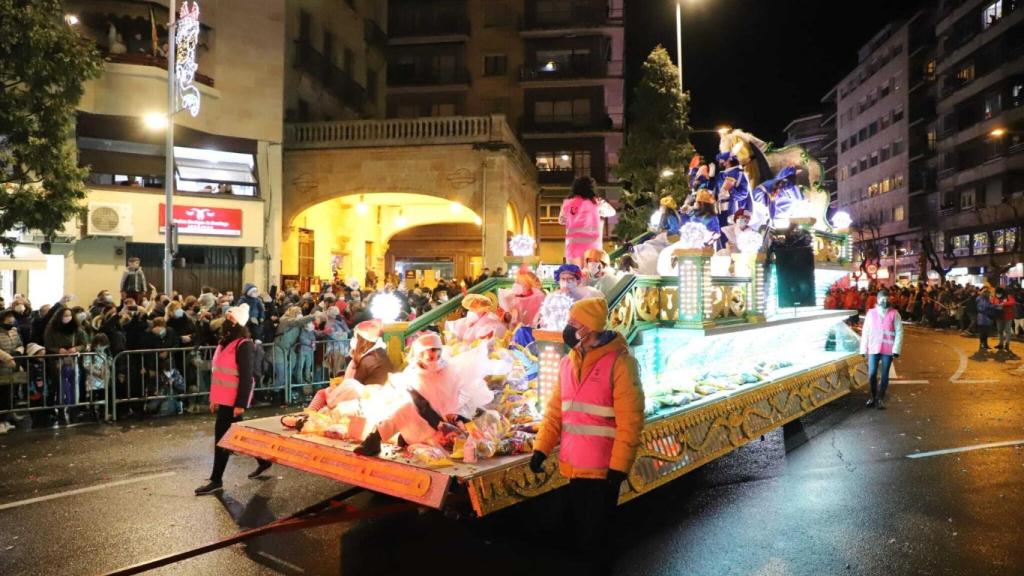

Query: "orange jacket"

xmin=534 ymin=333 xmax=645 ymax=479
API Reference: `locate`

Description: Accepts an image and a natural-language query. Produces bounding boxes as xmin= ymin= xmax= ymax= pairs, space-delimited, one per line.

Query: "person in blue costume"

xmin=766 ymin=166 xmax=805 ymax=223
xmin=656 ymin=195 xmax=684 ymax=237
xmin=714 ymin=152 xmax=750 ymax=228
xmin=683 ymin=189 xmax=722 ymax=245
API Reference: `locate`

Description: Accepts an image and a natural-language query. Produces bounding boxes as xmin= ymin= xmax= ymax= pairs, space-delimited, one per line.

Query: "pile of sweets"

xmin=643 ymin=359 xmax=795 ymax=415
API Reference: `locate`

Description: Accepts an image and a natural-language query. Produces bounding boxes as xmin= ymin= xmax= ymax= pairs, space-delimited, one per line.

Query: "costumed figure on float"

xmin=497 ymin=268 xmax=546 ymax=330
xmin=560 ymin=176 xmax=616 ymax=268
xmin=714 ymin=151 xmax=751 ymax=228
xmin=444 ymin=294 xmax=507 ymax=346
xmin=583 ymin=248 xmax=619 ymax=296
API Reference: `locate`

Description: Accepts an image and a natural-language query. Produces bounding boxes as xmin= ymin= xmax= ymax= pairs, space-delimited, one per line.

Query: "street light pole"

xmin=163 ymin=0 xmax=177 ymax=294
xmin=676 ymin=1 xmax=683 ymax=92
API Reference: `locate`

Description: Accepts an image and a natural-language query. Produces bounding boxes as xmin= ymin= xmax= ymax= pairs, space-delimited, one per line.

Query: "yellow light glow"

xmin=355 ymin=194 xmax=369 ymax=215
xmin=395 ymin=210 xmax=407 ymax=228
xmin=474 ymin=215 xmax=482 ymax=226
xmin=661 ymin=168 xmax=675 ymax=178
xmin=143 ymin=113 xmax=167 ymax=130
xmin=449 ymin=202 xmax=463 ymax=214
xmin=65 ymin=14 xmax=79 ymax=25
xmin=990 ymin=128 xmax=1006 ymax=138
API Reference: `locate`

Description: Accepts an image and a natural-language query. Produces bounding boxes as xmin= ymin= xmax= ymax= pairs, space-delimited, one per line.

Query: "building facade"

xmin=783 ymin=113 xmax=837 ymax=204
xmin=2 ymin=0 xmax=286 ymax=306
xmin=385 ymin=0 xmax=626 ymax=264
xmin=927 ymin=0 xmax=1023 ymax=282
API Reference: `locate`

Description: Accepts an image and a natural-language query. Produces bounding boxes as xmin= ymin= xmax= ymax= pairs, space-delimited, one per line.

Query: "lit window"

xmin=982 ymin=1 xmax=1003 ymax=29
xmin=893 ymin=204 xmax=904 ymax=221
xmin=973 ymin=232 xmax=989 ymax=254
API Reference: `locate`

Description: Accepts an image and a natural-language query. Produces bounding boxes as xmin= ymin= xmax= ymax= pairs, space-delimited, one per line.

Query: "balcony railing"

xmin=389 ymin=12 xmax=469 ymax=38
xmin=294 ymin=40 xmax=366 ymax=114
xmin=519 ymin=60 xmax=623 ymax=81
xmin=387 ymin=67 xmax=471 ymax=87
xmin=522 ymin=2 xmax=623 ymax=30
xmin=364 ymin=19 xmax=387 ymax=49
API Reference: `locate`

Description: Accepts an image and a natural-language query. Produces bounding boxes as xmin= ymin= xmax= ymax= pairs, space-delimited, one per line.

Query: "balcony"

xmin=389 ymin=12 xmax=470 ymax=40
xmin=519 ymin=60 xmax=623 ymax=82
xmin=521 ymin=2 xmax=624 ymax=31
xmin=520 ymin=114 xmax=619 ymax=135
xmin=364 ymin=19 xmax=387 ymax=50
xmin=387 ymin=67 xmax=471 ymax=88
xmin=293 ymin=40 xmax=367 ymax=114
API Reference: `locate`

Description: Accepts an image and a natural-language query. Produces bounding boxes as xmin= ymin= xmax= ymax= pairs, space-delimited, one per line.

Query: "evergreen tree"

xmin=613 ymin=46 xmax=694 ymax=241
xmin=0 ymin=0 xmax=102 ymax=253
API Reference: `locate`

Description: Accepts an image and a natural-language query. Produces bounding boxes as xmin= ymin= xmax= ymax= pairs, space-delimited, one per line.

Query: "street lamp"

xmin=990 ymin=128 xmax=1007 ymax=138
xmin=64 ymin=14 xmax=79 ymax=25
xmin=675 ymin=2 xmax=683 ymax=92
xmin=661 ymin=168 xmax=675 ymax=178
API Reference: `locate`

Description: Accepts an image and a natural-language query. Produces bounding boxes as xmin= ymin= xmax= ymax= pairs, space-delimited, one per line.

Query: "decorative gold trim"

xmin=465 ymin=354 xmax=862 ymax=516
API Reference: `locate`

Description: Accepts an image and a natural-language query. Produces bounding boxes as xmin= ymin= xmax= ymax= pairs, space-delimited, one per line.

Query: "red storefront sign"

xmin=159 ymin=204 xmax=242 ymax=237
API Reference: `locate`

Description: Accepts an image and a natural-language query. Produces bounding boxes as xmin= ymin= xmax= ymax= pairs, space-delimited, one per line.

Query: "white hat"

xmin=226 ymin=303 xmax=250 ymax=326
xmin=26 ymin=343 xmax=45 ymax=356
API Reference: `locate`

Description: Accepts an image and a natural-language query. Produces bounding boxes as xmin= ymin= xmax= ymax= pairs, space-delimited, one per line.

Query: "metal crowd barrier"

xmin=0 ymin=351 xmax=108 ymax=421
xmin=107 ymin=338 xmax=348 ymax=422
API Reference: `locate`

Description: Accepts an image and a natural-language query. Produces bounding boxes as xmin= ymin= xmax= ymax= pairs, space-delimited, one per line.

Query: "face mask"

xmin=14 ymin=306 xmax=24 ymax=314
xmin=562 ymin=324 xmax=581 ymax=348
xmin=422 ymin=358 xmax=442 ymax=372
xmin=248 ymin=290 xmax=258 ymax=298
xmin=221 ymin=305 xmax=230 ymax=313
xmin=174 ymin=309 xmax=184 ymax=318
xmin=877 ymin=297 xmax=888 ymax=308
xmin=560 ymin=279 xmax=577 ymax=291
xmin=62 ymin=316 xmax=73 ymax=324
xmin=103 ymin=295 xmax=113 ymax=303
xmin=737 ymin=219 xmax=750 ymax=228
xmin=439 ymin=294 xmax=448 ymax=302
xmin=157 ymin=329 xmax=167 ymax=338
xmin=76 ymin=313 xmax=88 ymax=323
xmin=587 ymin=263 xmax=602 ymax=276
xmin=305 ymin=323 xmax=315 ymax=331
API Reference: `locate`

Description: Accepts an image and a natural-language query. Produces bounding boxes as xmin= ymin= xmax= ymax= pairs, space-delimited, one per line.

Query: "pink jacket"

xmin=860 ymin=307 xmax=903 ymax=356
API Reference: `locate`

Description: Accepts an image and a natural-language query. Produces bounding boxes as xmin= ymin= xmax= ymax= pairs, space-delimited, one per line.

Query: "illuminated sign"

xmin=159 ymin=204 xmax=242 ymax=237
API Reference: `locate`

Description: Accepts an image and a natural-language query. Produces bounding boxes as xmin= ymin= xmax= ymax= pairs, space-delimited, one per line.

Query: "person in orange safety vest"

xmin=530 ymin=297 xmax=644 ymax=576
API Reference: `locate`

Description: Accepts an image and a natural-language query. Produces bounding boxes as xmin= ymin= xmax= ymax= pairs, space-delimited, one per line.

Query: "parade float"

xmin=219 ymin=130 xmax=865 ymax=517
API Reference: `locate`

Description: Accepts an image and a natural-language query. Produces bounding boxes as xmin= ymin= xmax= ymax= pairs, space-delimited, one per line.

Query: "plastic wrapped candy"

xmin=407 ymin=444 xmax=454 ymax=468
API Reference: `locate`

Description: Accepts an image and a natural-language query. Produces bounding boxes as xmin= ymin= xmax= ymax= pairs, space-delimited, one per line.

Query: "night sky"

xmin=625 ymin=0 xmax=926 ymax=147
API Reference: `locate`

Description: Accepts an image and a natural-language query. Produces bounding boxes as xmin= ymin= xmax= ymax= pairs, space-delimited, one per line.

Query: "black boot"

xmin=194 ymin=480 xmax=223 ymax=495
xmin=876 ymin=397 xmax=887 ymax=410
xmin=354 ymin=430 xmax=382 ymax=456
xmin=865 ymin=396 xmax=876 ymax=408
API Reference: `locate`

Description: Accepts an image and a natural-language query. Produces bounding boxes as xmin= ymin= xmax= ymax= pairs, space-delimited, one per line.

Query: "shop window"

xmin=952 ymin=234 xmax=971 ymax=256
xmin=173 ymin=146 xmax=257 ymax=197
xmin=973 ymin=232 xmax=990 ymax=255
xmin=982 ymin=0 xmax=1003 ymax=29
xmin=483 ymin=54 xmax=508 ymax=76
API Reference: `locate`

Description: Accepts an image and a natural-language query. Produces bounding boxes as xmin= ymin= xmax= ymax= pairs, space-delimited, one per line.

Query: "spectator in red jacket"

xmin=993 ymin=288 xmax=1017 ymax=355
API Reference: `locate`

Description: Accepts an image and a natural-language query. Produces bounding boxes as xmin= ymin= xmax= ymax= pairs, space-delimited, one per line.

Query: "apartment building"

xmin=2 ymin=0 xmax=286 ymax=305
xmin=928 ymin=0 xmax=1023 ymax=279
xmin=385 ymin=0 xmax=626 ymax=263
xmin=783 ymin=113 xmax=838 ymax=204
xmin=285 ymin=0 xmax=388 ymax=122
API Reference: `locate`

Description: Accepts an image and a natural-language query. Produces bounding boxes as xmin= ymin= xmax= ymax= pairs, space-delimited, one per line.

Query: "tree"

xmin=613 ymin=46 xmax=694 ymax=241
xmin=0 ymin=0 xmax=102 ymax=254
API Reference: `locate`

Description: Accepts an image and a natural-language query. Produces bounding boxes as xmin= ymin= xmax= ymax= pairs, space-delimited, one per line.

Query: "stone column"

xmin=481 ymin=155 xmax=507 ymax=271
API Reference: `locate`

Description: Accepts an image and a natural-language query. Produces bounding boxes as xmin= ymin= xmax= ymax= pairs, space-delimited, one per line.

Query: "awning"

xmin=0 ymin=246 xmax=49 ymax=270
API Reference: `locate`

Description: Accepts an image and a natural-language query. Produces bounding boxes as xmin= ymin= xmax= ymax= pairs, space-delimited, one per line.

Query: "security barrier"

xmin=0 ymin=339 xmax=348 ymax=423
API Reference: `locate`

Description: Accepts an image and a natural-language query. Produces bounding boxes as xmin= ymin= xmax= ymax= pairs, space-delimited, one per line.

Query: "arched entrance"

xmin=386 ymin=222 xmax=486 ymax=287
xmin=283 ymin=192 xmax=482 ymax=289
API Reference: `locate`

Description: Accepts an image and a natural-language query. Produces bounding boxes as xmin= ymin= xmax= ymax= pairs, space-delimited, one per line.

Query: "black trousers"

xmin=566 ymin=478 xmax=620 ymax=576
xmin=210 ymin=404 xmax=269 ymax=482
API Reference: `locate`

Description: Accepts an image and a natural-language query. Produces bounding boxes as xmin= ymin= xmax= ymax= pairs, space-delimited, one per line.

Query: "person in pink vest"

xmin=559 ymin=176 xmax=616 ymax=267
xmin=859 ymin=289 xmax=904 ymax=410
xmin=195 ymin=303 xmax=271 ymax=495
xmin=530 ymin=297 xmax=645 ymax=576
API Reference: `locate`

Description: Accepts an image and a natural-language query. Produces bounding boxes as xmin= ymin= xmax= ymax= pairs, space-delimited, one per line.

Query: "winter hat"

xmin=660 ymin=195 xmax=678 ymax=210
xmin=569 ymin=297 xmax=608 ymax=332
xmin=583 ymin=248 xmax=610 ymax=267
xmin=26 ymin=342 xmax=45 ymax=356
xmin=411 ymin=332 xmax=443 ymax=356
xmin=462 ymin=294 xmax=493 ymax=312
xmin=554 ymin=264 xmax=582 ymax=281
xmin=354 ymin=319 xmax=383 ymax=341
xmin=226 ymin=303 xmax=250 ymax=326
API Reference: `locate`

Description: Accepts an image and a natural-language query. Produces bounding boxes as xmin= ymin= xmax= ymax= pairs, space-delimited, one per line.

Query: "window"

xmin=952 ymin=234 xmax=971 ymax=256
xmin=984 ymin=93 xmax=1002 ymax=119
xmin=893 ymin=205 xmax=905 ymax=221
xmin=366 ymin=68 xmax=378 ymax=102
xmin=841 ymin=140 xmax=848 ymax=153
xmin=483 ymin=54 xmax=508 ymax=76
xmin=982 ymin=0 xmax=1003 ymax=29
xmin=893 ymin=105 xmax=904 ymax=122
xmin=932 ymin=232 xmax=945 ymax=254
xmin=880 ymin=113 xmax=891 ymax=130
xmin=880 ymin=80 xmax=891 ymax=98
xmin=961 ymin=188 xmax=976 ymax=209
xmin=851 ymin=163 xmax=859 ymax=176
xmin=173 ymin=146 xmax=258 ymax=197
xmin=859 ymin=127 xmax=868 ymax=141
xmin=534 ymin=98 xmax=591 ymax=125
xmin=925 ymin=60 xmax=936 ymax=79
xmin=956 ymin=63 xmax=975 ymax=84
xmin=431 ymin=103 xmax=457 ymax=116
xmin=893 ymin=74 xmax=901 ymax=92
xmin=850 ymin=135 xmax=858 ymax=147
xmin=880 ymin=177 xmax=891 ymax=194
xmin=892 ymin=139 xmax=904 ymax=155
xmin=869 ymin=121 xmax=879 ymax=136
xmin=927 ymin=130 xmax=937 ymax=150
xmin=482 ymin=97 xmax=509 ymax=115
xmin=1013 ymin=81 xmax=1024 ymax=108
xmin=860 ymin=157 xmax=868 ymax=171
xmin=535 ymin=150 xmax=592 ymax=177
xmin=881 ymin=146 xmax=891 ymax=162
xmin=894 ymin=174 xmax=904 ymax=188
xmin=870 ymin=151 xmax=879 ymax=167
xmin=395 ymin=103 xmax=418 ymax=118
xmin=323 ymin=31 xmax=335 ymax=64
xmin=539 ymin=203 xmax=561 ymax=224
xmin=297 ymin=98 xmax=310 ymax=122
xmin=973 ymin=232 xmax=990 ymax=255
xmin=868 ymin=182 xmax=880 ymax=197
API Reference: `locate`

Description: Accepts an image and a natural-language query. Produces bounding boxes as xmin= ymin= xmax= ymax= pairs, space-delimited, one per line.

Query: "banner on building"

xmin=159 ymin=204 xmax=242 ymax=237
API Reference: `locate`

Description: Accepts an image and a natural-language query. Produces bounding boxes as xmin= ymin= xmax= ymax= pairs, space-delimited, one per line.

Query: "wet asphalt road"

xmin=1 ymin=326 xmax=1023 ymax=576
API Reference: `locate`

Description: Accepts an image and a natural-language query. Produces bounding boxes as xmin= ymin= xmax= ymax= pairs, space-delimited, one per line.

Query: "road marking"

xmin=907 ymin=439 xmax=1024 ymax=459
xmin=889 ymin=379 xmax=930 ymax=384
xmin=948 ymin=342 xmax=969 ymax=382
xmin=0 ymin=471 xmax=176 ymax=512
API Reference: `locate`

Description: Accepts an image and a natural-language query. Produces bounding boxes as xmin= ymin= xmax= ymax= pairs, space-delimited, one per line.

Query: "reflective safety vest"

xmin=865 ymin=308 xmax=897 ymax=355
xmin=210 ymin=338 xmax=252 ymax=407
xmin=562 ymin=197 xmax=602 ymax=248
xmin=558 ymin=350 xmax=620 ymax=472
